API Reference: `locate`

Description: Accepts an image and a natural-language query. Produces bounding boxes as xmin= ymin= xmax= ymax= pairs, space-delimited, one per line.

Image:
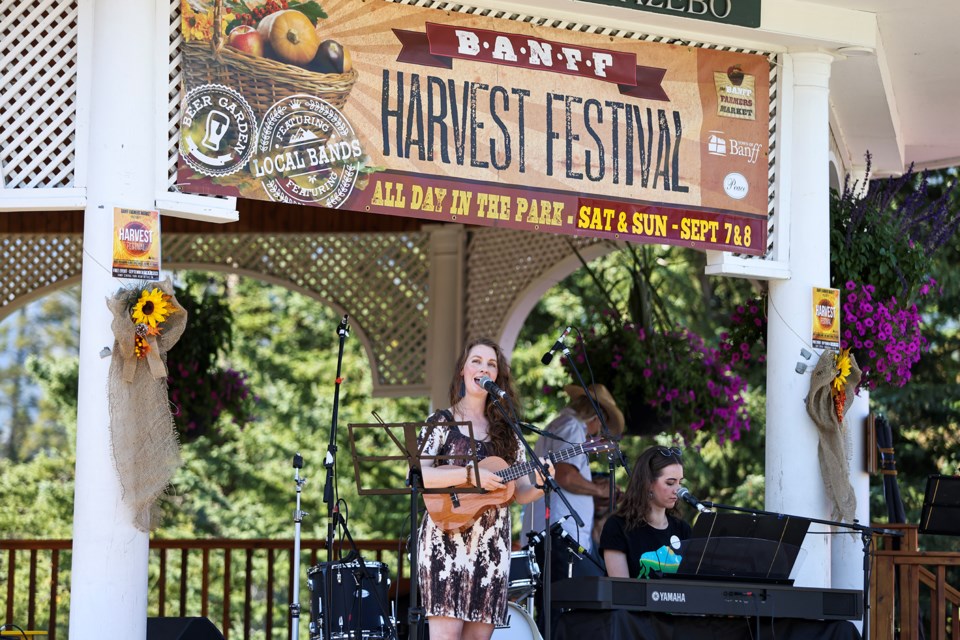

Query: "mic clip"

xmin=518 ymin=422 xmax=565 ymax=440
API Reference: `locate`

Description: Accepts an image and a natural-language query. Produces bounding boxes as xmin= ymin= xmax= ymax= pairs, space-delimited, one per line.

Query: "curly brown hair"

xmin=447 ymin=337 xmax=522 ymax=464
xmin=615 ymin=446 xmax=684 ymax=530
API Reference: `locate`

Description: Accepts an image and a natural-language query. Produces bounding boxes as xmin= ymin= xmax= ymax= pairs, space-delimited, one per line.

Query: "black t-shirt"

xmin=599 ymin=513 xmax=692 ymax=579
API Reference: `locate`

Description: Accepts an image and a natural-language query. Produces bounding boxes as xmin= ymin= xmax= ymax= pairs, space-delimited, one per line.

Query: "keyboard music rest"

xmin=551 ymin=576 xmax=862 ymax=621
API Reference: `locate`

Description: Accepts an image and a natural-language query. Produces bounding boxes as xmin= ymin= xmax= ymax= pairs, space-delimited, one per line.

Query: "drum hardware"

xmin=507 ymin=549 xmax=541 ymax=602
xmin=492 ymin=602 xmax=544 ymax=640
xmin=308 ymin=560 xmax=396 ymax=640
xmin=290 ymin=452 xmax=308 ymax=640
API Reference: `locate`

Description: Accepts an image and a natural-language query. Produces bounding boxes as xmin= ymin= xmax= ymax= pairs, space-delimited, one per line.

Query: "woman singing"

xmin=417 ymin=337 xmax=550 ymax=640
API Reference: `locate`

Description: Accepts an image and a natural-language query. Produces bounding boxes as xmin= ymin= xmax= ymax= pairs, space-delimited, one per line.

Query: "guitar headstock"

xmin=582 ymin=438 xmax=617 ymax=456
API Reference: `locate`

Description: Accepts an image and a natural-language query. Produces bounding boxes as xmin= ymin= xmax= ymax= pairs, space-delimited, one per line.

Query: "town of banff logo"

xmin=180 ymin=84 xmax=257 ymax=177
xmin=252 ymin=95 xmax=362 ymax=208
xmin=707 ymin=131 xmax=764 ymax=165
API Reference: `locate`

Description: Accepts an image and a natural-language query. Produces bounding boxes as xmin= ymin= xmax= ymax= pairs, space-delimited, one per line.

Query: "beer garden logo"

xmin=180 ymin=84 xmax=257 ymax=177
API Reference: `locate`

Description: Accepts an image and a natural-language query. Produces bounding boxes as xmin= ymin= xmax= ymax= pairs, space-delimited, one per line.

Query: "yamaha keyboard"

xmin=551 ymin=576 xmax=862 ymax=621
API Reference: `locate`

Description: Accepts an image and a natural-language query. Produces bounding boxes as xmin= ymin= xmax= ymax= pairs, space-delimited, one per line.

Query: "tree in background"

xmin=0 ymin=289 xmax=79 ymax=462
xmin=0 ymin=289 xmax=80 ymax=537
xmin=861 ymin=168 xmax=960 ymax=524
xmin=512 ymin=241 xmax=769 ymax=515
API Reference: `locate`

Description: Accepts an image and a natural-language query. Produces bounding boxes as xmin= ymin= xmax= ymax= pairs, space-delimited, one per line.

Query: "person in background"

xmin=521 ymin=383 xmax=624 ymax=634
xmin=417 ymin=337 xmax=552 ymax=640
xmin=599 ymin=446 xmax=692 ymax=579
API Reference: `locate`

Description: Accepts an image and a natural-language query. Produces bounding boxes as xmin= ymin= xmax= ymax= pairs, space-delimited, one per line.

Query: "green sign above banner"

xmin=574 ymin=0 xmax=762 ymax=29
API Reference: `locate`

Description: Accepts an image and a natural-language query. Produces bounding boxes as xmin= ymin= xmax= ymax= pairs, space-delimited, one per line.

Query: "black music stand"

xmin=675 ymin=512 xmax=810 ymax=584
xmin=348 ymin=420 xmax=484 ymax=640
xmin=919 ymin=475 xmax=960 ymax=536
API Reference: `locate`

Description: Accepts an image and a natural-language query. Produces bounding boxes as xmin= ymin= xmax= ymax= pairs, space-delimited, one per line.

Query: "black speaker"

xmin=919 ymin=475 xmax=960 ymax=535
xmin=147 ymin=617 xmax=225 ymax=640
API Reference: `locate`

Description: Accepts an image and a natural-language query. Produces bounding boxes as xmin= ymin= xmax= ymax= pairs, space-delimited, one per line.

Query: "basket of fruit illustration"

xmin=182 ymin=0 xmax=357 ymax=117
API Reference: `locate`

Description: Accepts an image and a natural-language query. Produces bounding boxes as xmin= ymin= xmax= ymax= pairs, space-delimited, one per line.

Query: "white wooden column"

xmin=765 ymin=50 xmax=835 ymax=588
xmin=425 ymin=224 xmax=466 ymax=408
xmin=68 ymin=1 xmax=158 ymax=638
xmin=832 ymin=155 xmax=874 ymax=630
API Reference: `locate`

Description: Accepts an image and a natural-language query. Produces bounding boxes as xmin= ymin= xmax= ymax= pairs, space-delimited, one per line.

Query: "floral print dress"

xmin=416 ymin=410 xmax=523 ymax=625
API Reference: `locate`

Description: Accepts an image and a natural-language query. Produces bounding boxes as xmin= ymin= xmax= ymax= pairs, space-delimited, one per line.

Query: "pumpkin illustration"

xmin=257 ymin=9 xmax=320 ymax=66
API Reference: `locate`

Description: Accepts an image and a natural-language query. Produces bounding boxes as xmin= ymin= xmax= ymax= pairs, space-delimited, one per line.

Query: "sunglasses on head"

xmin=657 ymin=447 xmax=683 ymax=458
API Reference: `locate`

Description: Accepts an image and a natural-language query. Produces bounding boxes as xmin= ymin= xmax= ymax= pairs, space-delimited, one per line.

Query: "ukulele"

xmin=423 ymin=439 xmax=617 ymax=532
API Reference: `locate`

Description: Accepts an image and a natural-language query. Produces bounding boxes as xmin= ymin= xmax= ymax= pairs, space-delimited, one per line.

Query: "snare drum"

xmin=307 ymin=560 xmax=393 ymax=640
xmin=493 ymin=602 xmax=543 ymax=640
xmin=507 ymin=550 xmax=540 ymax=601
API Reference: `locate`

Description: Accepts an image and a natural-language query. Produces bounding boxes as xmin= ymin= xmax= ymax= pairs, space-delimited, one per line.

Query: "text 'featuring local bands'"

xmin=361 ymin=175 xmax=765 ymax=253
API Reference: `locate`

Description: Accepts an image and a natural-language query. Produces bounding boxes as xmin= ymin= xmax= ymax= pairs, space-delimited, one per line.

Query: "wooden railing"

xmin=871 ymin=524 xmax=960 ymax=640
xmin=6 ymin=529 xmax=958 ymax=639
xmin=1 ymin=538 xmax=410 ymax=640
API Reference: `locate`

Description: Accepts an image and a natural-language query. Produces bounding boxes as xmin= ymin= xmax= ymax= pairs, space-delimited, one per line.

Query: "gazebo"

xmin=2 ymin=1 xmax=958 ymax=638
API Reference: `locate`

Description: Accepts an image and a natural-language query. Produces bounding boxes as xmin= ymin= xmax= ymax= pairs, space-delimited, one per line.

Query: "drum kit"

xmin=493 ymin=549 xmax=543 ymax=640
xmin=304 ymin=548 xmax=545 ymax=640
xmin=307 ymin=559 xmax=394 ymax=640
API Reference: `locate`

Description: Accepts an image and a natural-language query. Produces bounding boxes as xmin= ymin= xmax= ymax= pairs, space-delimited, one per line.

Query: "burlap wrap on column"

xmin=805 ymin=351 xmax=862 ymax=526
xmin=107 ymin=279 xmax=187 ymax=531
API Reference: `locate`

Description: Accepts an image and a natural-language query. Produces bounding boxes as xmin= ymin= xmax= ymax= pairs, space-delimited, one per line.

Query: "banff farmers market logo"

xmin=252 ymin=94 xmax=362 ymax=208
xmin=180 ymin=84 xmax=258 ymax=177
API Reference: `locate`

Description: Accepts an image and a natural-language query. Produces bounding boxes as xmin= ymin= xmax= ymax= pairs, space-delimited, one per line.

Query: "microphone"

xmin=525 ymin=515 xmax=571 ymax=547
xmin=540 ymin=326 xmax=572 ymax=365
xmin=477 ymin=375 xmax=507 ymax=399
xmin=677 ymin=487 xmax=712 ymax=514
xmin=555 ymin=527 xmax=587 ymax=556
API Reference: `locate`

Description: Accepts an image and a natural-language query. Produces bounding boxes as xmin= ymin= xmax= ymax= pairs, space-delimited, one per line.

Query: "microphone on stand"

xmin=541 ymin=326 xmax=572 ymax=365
xmin=555 ymin=527 xmax=588 ymax=556
xmin=677 ymin=486 xmax=712 ymax=514
xmin=477 ymin=375 xmax=508 ymax=399
xmin=525 ymin=515 xmax=572 ymax=547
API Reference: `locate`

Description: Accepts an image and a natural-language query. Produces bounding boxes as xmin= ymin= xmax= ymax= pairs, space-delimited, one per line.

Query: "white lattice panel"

xmin=0 ymin=0 xmax=80 ymax=189
xmin=0 ymin=234 xmax=82 ymax=307
xmin=464 ymin=229 xmax=601 ymax=341
xmin=163 ymin=0 xmax=185 ymax=192
xmin=161 ymin=232 xmax=431 ymax=389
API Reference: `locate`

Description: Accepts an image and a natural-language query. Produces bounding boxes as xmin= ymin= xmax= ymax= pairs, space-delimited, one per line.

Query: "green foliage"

xmin=830 ymin=156 xmax=959 ymax=303
xmin=514 ymin=243 xmax=769 ymax=514
xmin=551 ymin=243 xmax=754 ymax=444
xmin=0 ymin=451 xmax=75 ymax=537
xmin=156 ymin=273 xmax=428 ymax=540
xmin=167 ymin=274 xmax=258 ymax=443
xmin=0 ymin=288 xmax=80 ymax=462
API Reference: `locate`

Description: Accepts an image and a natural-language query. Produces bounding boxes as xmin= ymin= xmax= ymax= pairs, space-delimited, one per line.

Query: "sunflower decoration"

xmin=129 ymin=287 xmax=176 ymax=359
xmin=831 ymin=348 xmax=853 ymax=424
xmin=133 ymin=288 xmax=174 ymax=327
xmin=106 ymin=279 xmax=188 ymax=531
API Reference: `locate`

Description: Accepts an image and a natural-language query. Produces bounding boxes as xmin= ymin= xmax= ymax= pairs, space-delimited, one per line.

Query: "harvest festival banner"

xmin=178 ymin=0 xmax=771 ymax=255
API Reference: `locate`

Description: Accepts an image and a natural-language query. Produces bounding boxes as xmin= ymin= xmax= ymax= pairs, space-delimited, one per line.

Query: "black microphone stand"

xmin=406 ymin=464 xmax=426 ymax=640
xmin=321 ymin=314 xmax=350 ymax=640
xmin=563 ymin=332 xmax=630 ymax=498
xmin=485 ymin=392 xmax=581 ymax=640
xmin=701 ymin=500 xmax=903 ymax=640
